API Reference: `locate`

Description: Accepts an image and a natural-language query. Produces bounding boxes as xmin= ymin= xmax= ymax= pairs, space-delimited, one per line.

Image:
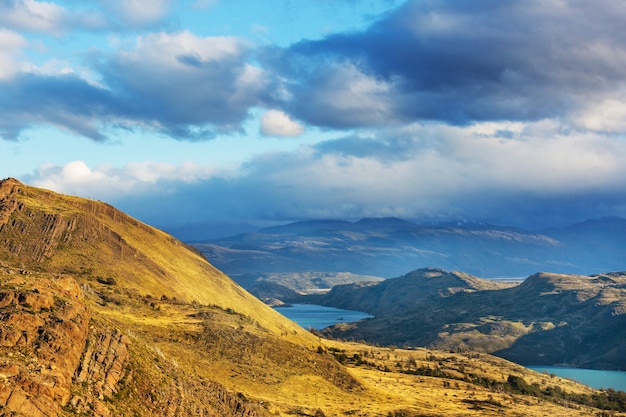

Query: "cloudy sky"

xmin=2 ymin=0 xmax=626 ymax=239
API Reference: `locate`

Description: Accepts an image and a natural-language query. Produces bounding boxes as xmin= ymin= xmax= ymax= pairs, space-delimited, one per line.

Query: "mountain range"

xmin=4 ymin=178 xmax=622 ymax=416
xmin=193 ymin=217 xmax=626 ymax=282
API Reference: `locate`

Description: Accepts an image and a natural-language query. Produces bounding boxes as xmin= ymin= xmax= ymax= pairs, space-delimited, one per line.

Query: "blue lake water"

xmin=274 ymin=303 xmax=372 ymax=330
xmin=528 ymin=366 xmax=626 ymax=391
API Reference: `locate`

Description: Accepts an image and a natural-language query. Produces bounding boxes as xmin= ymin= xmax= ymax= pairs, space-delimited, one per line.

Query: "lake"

xmin=275 ymin=305 xmax=626 ymax=392
xmin=274 ymin=303 xmax=372 ymax=330
xmin=528 ymin=366 xmax=626 ymax=391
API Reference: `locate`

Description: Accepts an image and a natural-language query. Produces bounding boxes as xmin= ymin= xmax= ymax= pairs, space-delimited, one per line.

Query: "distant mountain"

xmin=193 ymin=217 xmax=626 ymax=279
xmin=314 ymin=268 xmax=626 ymax=370
xmin=239 ymin=271 xmax=383 ymax=306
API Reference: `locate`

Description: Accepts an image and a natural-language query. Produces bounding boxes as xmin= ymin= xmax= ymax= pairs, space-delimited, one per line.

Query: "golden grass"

xmin=90 ymin=281 xmax=618 ymax=417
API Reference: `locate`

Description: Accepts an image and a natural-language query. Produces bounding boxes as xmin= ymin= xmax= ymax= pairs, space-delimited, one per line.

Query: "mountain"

xmin=193 ymin=217 xmax=626 ymax=280
xmin=1 ymin=178 xmax=624 ymax=417
xmin=313 ymin=268 xmax=626 ymax=370
xmin=234 ymin=271 xmax=384 ymax=303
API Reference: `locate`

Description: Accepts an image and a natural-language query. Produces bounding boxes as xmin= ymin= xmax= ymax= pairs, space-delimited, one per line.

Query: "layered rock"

xmin=0 ymin=272 xmax=90 ymax=416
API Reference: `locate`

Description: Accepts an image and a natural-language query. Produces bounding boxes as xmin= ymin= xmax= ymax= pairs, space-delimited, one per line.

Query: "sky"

xmin=2 ymin=0 xmax=626 ymax=240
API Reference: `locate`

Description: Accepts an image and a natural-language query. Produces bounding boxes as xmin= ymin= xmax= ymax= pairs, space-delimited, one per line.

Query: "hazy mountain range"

xmin=193 ymin=217 xmax=626 ymax=280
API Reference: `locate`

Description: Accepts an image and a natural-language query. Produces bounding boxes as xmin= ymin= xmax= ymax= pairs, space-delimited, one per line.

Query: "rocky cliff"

xmin=0 ymin=270 xmax=89 ymax=417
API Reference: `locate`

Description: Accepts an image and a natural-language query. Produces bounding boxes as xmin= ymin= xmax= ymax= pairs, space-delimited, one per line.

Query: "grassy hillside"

xmin=1 ymin=178 xmax=625 ymax=416
xmin=0 ymin=177 xmax=308 ymax=343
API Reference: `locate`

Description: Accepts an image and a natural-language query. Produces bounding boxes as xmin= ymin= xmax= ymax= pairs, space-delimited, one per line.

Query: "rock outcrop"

xmin=67 ymin=328 xmax=131 ymax=417
xmin=0 ymin=271 xmax=90 ymax=416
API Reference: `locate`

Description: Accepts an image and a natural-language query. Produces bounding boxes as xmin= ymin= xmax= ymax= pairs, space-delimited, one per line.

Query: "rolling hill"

xmin=312 ymin=268 xmax=626 ymax=370
xmin=1 ymin=178 xmax=625 ymax=417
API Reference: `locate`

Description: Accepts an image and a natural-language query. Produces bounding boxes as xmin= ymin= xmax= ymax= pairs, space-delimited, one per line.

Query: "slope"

xmin=0 ymin=177 xmax=307 ymax=342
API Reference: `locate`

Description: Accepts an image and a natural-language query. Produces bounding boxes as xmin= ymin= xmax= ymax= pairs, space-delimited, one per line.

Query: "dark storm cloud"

xmin=267 ymin=0 xmax=626 ymax=128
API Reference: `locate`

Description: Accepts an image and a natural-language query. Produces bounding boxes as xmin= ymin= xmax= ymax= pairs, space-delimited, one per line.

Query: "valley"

xmin=1 ymin=178 xmax=626 ymax=416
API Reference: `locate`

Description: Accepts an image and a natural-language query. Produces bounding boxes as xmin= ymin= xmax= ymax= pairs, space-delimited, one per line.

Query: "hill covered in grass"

xmin=1 ymin=178 xmax=625 ymax=416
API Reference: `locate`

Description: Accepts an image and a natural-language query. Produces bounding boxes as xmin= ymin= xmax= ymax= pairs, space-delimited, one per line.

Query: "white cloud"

xmin=103 ymin=0 xmax=173 ymax=26
xmin=0 ymin=0 xmax=67 ymax=33
xmin=574 ymin=97 xmax=626 ymax=133
xmin=125 ymin=30 xmax=243 ymax=66
xmin=100 ymin=31 xmax=265 ymax=135
xmin=30 ymin=160 xmax=217 ymax=199
xmin=0 ymin=0 xmax=107 ymax=34
xmin=0 ymin=29 xmax=26 ymax=79
xmin=260 ymin=110 xmax=304 ymax=137
xmin=310 ymin=62 xmax=395 ymax=126
xmin=24 ymin=119 xmax=626 ymax=230
xmin=230 ymin=120 xmax=626 ymax=222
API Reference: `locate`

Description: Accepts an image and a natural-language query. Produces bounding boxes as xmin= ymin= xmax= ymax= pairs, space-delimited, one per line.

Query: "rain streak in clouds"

xmin=2 ymin=0 xmax=626 ymax=232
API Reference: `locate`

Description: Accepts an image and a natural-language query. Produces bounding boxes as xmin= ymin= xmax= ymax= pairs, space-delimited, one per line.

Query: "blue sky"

xmin=2 ymin=0 xmax=626 ymax=239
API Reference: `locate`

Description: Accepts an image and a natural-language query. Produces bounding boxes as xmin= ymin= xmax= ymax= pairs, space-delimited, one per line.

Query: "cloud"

xmin=28 ymin=159 xmax=217 ymax=198
xmin=573 ymin=96 xmax=626 ymax=133
xmin=0 ymin=28 xmax=26 ymax=80
xmin=6 ymin=1 xmax=626 ymax=143
xmin=99 ymin=0 xmax=173 ymax=27
xmin=0 ymin=31 xmax=270 ymax=141
xmin=266 ymin=0 xmax=626 ymax=130
xmin=25 ymin=121 xmax=626 ymax=231
xmin=260 ymin=110 xmax=304 ymax=137
xmin=99 ymin=31 xmax=267 ymax=137
xmin=0 ymin=0 xmax=69 ymax=33
xmin=0 ymin=71 xmax=117 ymax=141
xmin=0 ymin=0 xmax=107 ymax=34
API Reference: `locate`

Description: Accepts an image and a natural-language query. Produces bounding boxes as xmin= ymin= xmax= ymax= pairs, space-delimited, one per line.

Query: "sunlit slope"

xmin=0 ymin=178 xmax=309 ymax=342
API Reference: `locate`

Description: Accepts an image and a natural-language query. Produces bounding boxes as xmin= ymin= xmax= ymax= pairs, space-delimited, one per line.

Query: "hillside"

xmin=1 ymin=178 xmax=625 ymax=417
xmin=315 ymin=268 xmax=626 ymax=370
xmin=193 ymin=217 xmax=626 ymax=280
